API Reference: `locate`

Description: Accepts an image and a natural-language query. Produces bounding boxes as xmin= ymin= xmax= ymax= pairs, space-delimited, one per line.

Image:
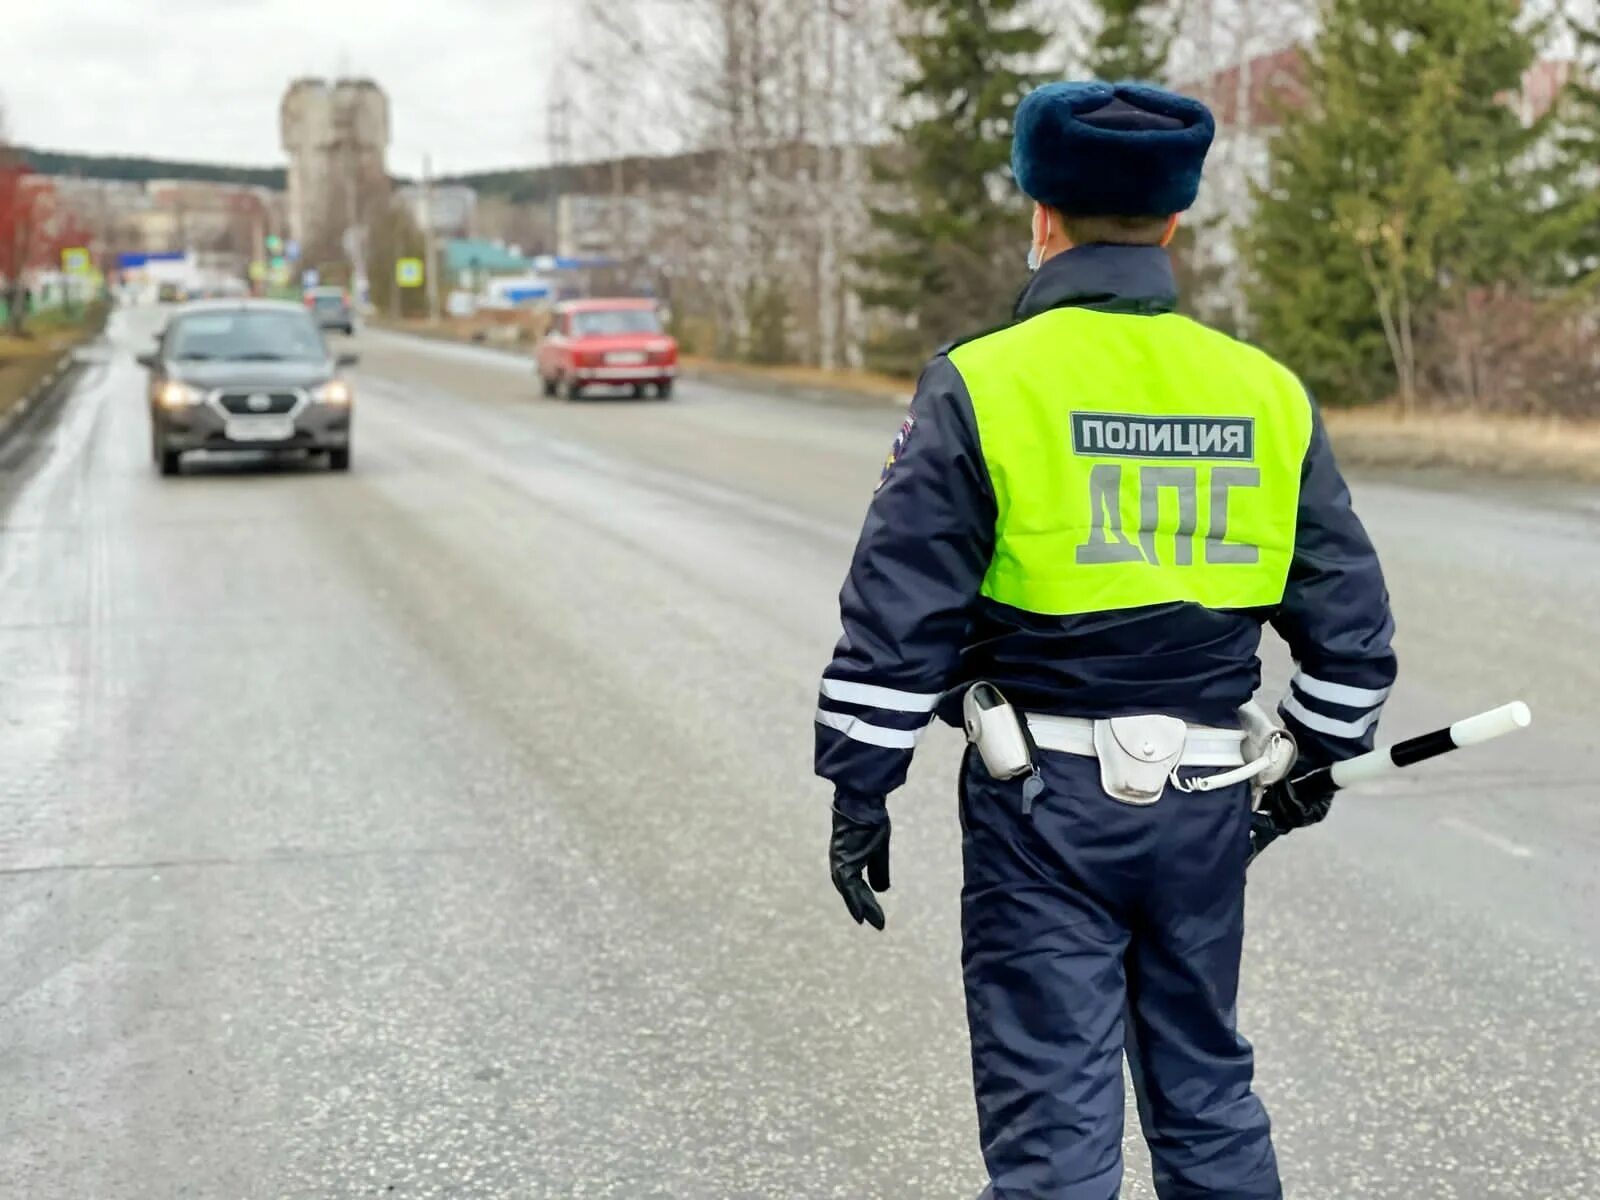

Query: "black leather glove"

xmin=1248 ymin=808 xmax=1283 ymax=863
xmin=1249 ymin=774 xmax=1336 ymax=863
xmin=830 ymin=806 xmax=891 ymax=931
xmin=1258 ymin=775 xmax=1334 ymax=832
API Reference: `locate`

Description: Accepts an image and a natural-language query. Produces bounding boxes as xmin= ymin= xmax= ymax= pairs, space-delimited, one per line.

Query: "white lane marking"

xmin=1440 ymin=816 xmax=1536 ymax=859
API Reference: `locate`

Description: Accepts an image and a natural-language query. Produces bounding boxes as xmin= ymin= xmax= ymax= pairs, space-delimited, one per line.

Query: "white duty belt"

xmin=1025 ymin=714 xmax=1246 ymax=767
xmin=961 ymin=684 xmax=1296 ymax=809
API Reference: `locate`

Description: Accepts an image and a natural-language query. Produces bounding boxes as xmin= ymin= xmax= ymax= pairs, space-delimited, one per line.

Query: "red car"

xmin=537 ymin=299 xmax=678 ymax=400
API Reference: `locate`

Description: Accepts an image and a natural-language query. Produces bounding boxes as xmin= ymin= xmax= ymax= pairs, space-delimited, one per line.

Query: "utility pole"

xmin=252 ymin=206 xmax=266 ymax=297
xmin=547 ymin=85 xmax=573 ymax=258
xmin=422 ymin=153 xmax=441 ymax=323
xmin=818 ymin=2 xmax=840 ymax=370
xmin=611 ymin=152 xmax=627 ymax=272
xmin=343 ymin=100 xmax=360 ymax=291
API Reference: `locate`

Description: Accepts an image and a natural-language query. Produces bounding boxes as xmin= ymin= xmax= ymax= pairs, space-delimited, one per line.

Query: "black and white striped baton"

xmin=1249 ymin=701 xmax=1533 ymax=862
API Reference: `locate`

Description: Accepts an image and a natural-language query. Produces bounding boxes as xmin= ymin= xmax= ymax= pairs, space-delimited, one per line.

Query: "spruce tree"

xmin=861 ymin=0 xmax=1047 ymax=373
xmin=1079 ymin=0 xmax=1203 ymax=321
xmin=1087 ymin=0 xmax=1173 ymax=82
xmin=1536 ymin=20 xmax=1600 ymax=288
xmin=1245 ymin=0 xmax=1540 ymax=407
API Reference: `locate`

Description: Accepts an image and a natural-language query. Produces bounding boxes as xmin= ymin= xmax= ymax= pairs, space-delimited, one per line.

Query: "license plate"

xmin=605 ymin=351 xmax=647 ymax=365
xmin=225 ymin=416 xmax=295 ymax=442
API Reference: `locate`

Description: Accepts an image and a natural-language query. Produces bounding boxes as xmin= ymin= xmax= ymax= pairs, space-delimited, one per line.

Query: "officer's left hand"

xmin=830 ymin=807 xmax=891 ymax=931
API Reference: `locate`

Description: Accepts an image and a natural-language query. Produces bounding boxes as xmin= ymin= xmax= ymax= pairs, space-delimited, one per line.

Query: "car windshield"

xmin=168 ymin=310 xmax=326 ymax=362
xmin=571 ymin=308 xmax=661 ymax=337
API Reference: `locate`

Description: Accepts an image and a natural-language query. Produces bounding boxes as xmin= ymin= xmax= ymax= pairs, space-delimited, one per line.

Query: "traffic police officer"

xmin=815 ymin=81 xmax=1396 ymax=1199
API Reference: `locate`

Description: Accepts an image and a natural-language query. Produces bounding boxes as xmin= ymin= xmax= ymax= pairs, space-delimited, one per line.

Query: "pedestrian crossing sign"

xmin=396 ymin=258 xmax=424 ymax=288
xmin=61 ymin=247 xmax=90 ymax=275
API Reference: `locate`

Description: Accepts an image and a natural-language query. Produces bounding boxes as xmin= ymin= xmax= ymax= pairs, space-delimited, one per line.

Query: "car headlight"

xmin=314 ymin=380 xmax=353 ymax=405
xmin=157 ymin=381 xmax=203 ymax=408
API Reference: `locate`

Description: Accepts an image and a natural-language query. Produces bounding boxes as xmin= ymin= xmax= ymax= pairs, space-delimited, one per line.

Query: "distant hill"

xmin=445 ymin=152 xmax=717 ymax=204
xmin=443 ymin=166 xmax=562 ymax=204
xmin=16 ymin=146 xmax=714 ymax=202
xmin=18 ymin=148 xmax=287 ymax=190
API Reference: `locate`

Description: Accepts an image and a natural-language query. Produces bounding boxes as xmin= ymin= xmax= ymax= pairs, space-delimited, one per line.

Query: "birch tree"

xmin=564 ymin=0 xmax=907 ymax=365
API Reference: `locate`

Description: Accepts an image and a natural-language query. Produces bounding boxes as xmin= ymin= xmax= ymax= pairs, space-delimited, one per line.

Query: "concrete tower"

xmin=280 ymin=77 xmax=391 ymax=268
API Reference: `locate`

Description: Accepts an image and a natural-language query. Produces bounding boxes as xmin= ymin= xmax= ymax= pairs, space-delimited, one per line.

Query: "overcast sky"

xmin=1 ymin=0 xmax=579 ymax=175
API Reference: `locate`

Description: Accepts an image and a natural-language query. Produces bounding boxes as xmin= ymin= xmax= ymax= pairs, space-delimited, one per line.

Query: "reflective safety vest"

xmin=949 ymin=307 xmax=1313 ymax=617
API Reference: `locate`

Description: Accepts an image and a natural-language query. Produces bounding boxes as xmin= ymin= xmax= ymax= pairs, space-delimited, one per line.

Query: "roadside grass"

xmin=1322 ymin=406 xmax=1600 ymax=483
xmin=0 ymin=304 xmax=108 ymax=421
xmin=0 ymin=328 xmax=82 ymax=420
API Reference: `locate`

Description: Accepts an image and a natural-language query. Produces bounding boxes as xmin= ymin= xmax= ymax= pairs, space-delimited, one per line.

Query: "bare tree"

xmin=1 ymin=99 xmax=46 ymax=335
xmin=559 ymin=0 xmax=907 ymax=365
xmin=1171 ymin=0 xmax=1314 ymax=327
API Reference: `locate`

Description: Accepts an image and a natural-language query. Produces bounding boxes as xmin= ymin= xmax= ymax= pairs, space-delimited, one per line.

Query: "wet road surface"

xmin=2 ymin=308 xmax=1596 ymax=1198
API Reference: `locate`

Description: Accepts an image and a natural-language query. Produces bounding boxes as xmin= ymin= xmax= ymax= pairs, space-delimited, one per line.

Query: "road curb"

xmin=680 ymin=364 xmax=911 ymax=410
xmin=0 ymin=349 xmax=82 ymax=452
xmin=369 ymin=319 xmax=537 ymax=359
xmin=368 ymin=325 xmax=1599 ymax=482
xmin=373 ymin=320 xmax=911 ymax=410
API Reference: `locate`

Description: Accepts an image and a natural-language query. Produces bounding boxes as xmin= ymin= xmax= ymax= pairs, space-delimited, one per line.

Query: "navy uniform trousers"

xmin=962 ymin=749 xmax=1282 ymax=1200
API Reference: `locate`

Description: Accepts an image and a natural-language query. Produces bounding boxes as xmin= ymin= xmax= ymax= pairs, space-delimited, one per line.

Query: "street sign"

xmin=265 ymin=234 xmax=283 ymax=254
xmin=248 ymin=260 xmax=267 ymax=282
xmin=285 ymin=239 xmax=301 ymax=262
xmin=61 ymin=247 xmax=90 ymax=275
xmin=302 ymin=268 xmax=320 ymax=289
xmin=396 ymin=257 xmax=424 ymax=288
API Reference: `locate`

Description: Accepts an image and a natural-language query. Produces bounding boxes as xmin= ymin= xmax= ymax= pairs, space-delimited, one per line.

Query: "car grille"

xmin=216 ymin=390 xmax=300 ymax=416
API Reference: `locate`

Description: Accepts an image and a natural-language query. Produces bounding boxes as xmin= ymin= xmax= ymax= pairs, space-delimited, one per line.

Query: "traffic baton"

xmin=1250 ymin=701 xmax=1533 ymax=861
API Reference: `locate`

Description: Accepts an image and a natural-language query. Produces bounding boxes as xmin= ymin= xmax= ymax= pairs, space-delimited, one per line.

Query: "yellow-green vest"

xmin=948 ymin=307 xmax=1313 ymax=617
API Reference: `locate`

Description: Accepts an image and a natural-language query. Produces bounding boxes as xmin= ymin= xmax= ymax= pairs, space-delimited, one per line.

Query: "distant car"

xmin=304 ymin=286 xmax=355 ymax=336
xmin=537 ymin=299 xmax=678 ymax=400
xmin=138 ymin=300 xmax=358 ymax=476
xmin=156 ymin=282 xmax=183 ymax=304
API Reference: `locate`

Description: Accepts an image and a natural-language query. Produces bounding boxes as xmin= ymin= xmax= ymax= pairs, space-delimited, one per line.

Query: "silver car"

xmin=305 ymin=286 xmax=356 ymax=336
xmin=139 ymin=300 xmax=358 ymax=476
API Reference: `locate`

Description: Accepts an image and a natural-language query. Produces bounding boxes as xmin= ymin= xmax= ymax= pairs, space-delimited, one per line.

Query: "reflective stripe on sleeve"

xmin=819 ymin=678 xmax=941 ymax=713
xmin=1282 ymin=693 xmax=1384 ymax=739
xmin=815 ymin=707 xmax=924 ymax=749
xmin=1291 ymin=669 xmax=1392 ymax=709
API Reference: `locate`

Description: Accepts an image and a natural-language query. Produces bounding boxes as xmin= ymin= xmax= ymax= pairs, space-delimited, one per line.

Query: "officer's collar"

xmin=1014 ymin=244 xmax=1178 ymax=320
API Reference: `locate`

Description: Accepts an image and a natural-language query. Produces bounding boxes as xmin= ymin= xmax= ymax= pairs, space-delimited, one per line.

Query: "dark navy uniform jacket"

xmin=815 ymin=245 xmax=1398 ymax=818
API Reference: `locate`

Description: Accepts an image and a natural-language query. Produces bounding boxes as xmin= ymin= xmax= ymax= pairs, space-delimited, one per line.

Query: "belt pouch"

xmin=1092 ymin=715 xmax=1187 ymax=805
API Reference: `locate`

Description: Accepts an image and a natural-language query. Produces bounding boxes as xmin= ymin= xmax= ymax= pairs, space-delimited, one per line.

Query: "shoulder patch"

xmin=877 ymin=411 xmax=917 ymax=491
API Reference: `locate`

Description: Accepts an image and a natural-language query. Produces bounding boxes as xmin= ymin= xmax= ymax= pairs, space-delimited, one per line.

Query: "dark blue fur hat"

xmin=1012 ymin=81 xmax=1216 ymax=217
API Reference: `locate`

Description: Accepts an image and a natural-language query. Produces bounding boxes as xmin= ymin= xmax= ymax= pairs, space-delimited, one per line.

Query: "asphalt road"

xmin=1 ymin=307 xmax=1596 ymax=1199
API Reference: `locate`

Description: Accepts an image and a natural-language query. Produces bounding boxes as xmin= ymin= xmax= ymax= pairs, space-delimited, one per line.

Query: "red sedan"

xmin=536 ymin=299 xmax=678 ymax=400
